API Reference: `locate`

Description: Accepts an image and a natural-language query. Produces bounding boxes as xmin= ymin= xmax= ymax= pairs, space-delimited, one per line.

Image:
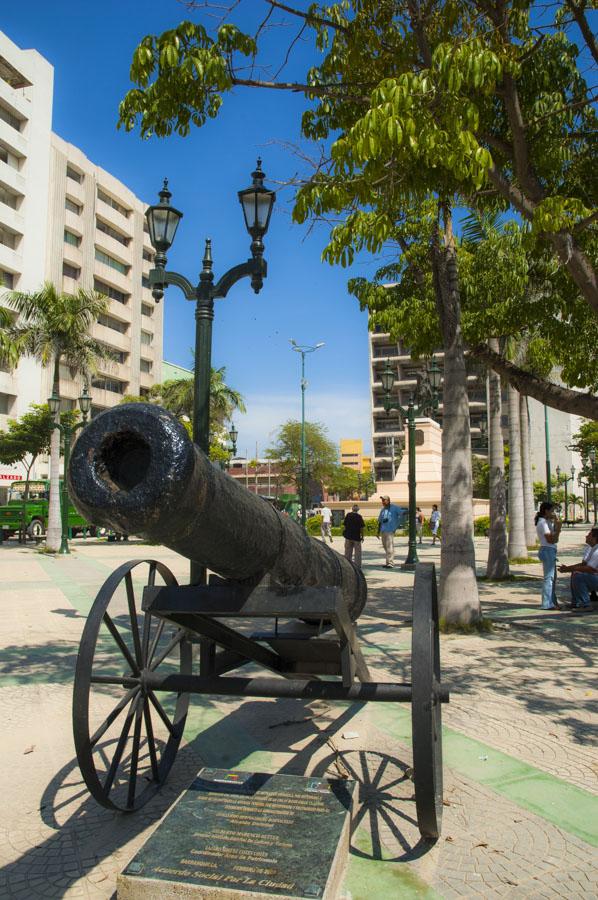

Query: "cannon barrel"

xmin=68 ymin=404 xmax=367 ymax=620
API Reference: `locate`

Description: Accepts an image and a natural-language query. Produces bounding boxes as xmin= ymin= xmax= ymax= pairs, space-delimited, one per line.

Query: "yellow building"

xmin=340 ymin=439 xmax=371 ymax=474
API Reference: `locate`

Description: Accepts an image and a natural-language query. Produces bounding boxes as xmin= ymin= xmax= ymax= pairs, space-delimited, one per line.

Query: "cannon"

xmin=69 ymin=404 xmax=448 ymax=838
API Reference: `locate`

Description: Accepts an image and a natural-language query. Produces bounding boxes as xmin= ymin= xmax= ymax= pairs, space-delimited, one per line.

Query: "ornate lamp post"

xmin=145 ymin=160 xmax=275 ymax=584
xmin=590 ymin=448 xmax=597 ymax=524
xmin=48 ymin=386 xmax=92 ymax=554
xmin=556 ymin=464 xmax=575 ymax=522
xmin=380 ymin=358 xmax=441 ymax=569
xmin=289 ymin=340 xmax=325 ymax=529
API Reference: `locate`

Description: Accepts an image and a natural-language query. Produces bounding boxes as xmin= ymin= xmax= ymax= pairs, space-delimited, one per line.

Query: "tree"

xmin=2 ymin=284 xmax=110 ymax=550
xmin=150 ymin=366 xmax=246 ymax=432
xmin=486 ymin=338 xmax=509 ymax=578
xmin=507 ymin=386 xmax=527 ymax=559
xmin=0 ymin=404 xmax=77 ymax=499
xmin=520 ymin=395 xmax=537 ymax=546
xmin=266 ymin=421 xmax=338 ymax=496
xmin=327 ymin=465 xmax=360 ymax=500
xmin=117 ymin=0 xmax=597 ymax=620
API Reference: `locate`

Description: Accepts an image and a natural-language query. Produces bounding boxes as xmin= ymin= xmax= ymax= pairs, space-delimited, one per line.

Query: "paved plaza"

xmin=0 ymin=527 xmax=596 ymax=898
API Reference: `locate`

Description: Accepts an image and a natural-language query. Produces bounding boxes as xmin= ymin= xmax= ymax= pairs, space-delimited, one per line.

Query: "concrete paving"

xmin=0 ymin=527 xmax=596 ymax=898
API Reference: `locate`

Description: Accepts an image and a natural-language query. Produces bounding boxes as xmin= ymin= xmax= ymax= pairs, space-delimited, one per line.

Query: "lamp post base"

xmin=401 ymin=561 xmax=417 ymax=571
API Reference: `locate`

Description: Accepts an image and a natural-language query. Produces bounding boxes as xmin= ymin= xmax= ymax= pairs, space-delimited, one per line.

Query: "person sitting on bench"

xmin=558 ymin=527 xmax=598 ymax=610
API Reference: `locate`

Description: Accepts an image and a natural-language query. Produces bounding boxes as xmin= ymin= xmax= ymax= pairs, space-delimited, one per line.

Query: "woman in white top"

xmin=535 ymin=501 xmax=562 ymax=609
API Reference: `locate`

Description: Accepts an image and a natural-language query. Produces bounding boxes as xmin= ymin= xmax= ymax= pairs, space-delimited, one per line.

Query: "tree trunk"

xmin=486 ymin=338 xmax=509 ymax=579
xmin=46 ymin=360 xmax=62 ymax=551
xmin=433 ymin=206 xmax=480 ymax=624
xmin=520 ymin=395 xmax=536 ymax=547
xmin=507 ymin=386 xmax=528 ymax=559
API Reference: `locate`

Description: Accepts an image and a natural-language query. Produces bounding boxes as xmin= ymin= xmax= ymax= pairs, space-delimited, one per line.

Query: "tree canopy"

xmin=118 ymin=0 xmax=598 ymax=413
xmin=265 ymin=420 xmax=338 ymax=491
xmin=0 ymin=404 xmax=78 ymax=495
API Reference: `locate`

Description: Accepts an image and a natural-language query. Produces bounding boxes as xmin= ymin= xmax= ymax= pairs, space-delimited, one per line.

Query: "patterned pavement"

xmin=0 ymin=528 xmax=596 ymax=898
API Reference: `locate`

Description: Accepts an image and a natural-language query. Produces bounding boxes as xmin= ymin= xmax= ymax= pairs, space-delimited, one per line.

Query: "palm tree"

xmin=4 ymin=283 xmax=110 ymax=551
xmin=151 ymin=366 xmax=246 ymax=435
xmin=520 ymin=394 xmax=536 ymax=547
xmin=507 ymin=386 xmax=528 ymax=559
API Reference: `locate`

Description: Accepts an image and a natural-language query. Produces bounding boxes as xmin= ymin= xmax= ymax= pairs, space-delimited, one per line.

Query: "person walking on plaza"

xmin=320 ymin=504 xmax=333 ymax=543
xmin=416 ymin=507 xmax=424 ymax=545
xmin=343 ymin=504 xmax=365 ymax=568
xmin=430 ymin=504 xmax=441 ymax=545
xmin=377 ymin=495 xmax=402 ymax=568
xmin=558 ymin=527 xmax=598 ymax=611
xmin=535 ymin=501 xmax=562 ymax=610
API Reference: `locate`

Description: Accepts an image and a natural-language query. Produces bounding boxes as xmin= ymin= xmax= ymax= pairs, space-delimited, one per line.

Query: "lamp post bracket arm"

xmin=149 ymin=268 xmax=196 ymax=301
xmin=212 ymin=258 xmax=266 ymax=299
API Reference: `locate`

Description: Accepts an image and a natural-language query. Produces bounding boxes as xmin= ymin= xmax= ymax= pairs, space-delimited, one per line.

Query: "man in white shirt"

xmin=558 ymin=527 xmax=598 ymax=611
xmin=320 ymin=504 xmax=333 ymax=543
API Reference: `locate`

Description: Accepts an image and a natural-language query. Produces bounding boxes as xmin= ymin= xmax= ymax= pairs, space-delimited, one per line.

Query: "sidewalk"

xmin=0 ymin=527 xmax=596 ymax=898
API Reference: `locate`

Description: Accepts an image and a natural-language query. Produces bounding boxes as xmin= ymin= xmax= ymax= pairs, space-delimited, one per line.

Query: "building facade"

xmin=340 ymin=438 xmax=371 ymax=474
xmin=0 ymin=31 xmax=162 ymax=488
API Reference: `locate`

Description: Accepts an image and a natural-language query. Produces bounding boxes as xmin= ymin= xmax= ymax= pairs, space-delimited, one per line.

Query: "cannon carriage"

xmin=69 ymin=404 xmax=448 ymax=839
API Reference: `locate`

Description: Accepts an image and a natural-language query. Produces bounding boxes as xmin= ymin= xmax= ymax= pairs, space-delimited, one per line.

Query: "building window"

xmin=140 ymin=387 xmax=150 ymax=398
xmin=0 ymin=226 xmax=18 ymax=250
xmin=97 ymin=313 xmax=128 ymax=334
xmin=141 ymin=303 xmax=153 ymax=317
xmin=65 ymin=197 xmax=81 ymax=215
xmin=140 ymin=359 xmax=152 ymax=374
xmin=93 ymin=278 xmax=128 ymax=305
xmin=0 ymin=269 xmax=14 ymax=288
xmin=142 ymin=249 xmax=153 ymax=262
xmin=0 ymin=102 xmax=22 ymax=132
xmin=97 ymin=188 xmax=130 ymax=218
xmin=91 ymin=377 xmax=127 ymax=394
xmin=141 ymin=275 xmax=151 ymax=289
xmin=95 ymin=248 xmax=129 ymax=275
xmin=63 ymin=262 xmax=80 ymax=280
xmin=0 ymin=184 xmax=19 ymax=210
xmin=0 ymin=145 xmax=19 ymax=170
xmin=66 ymin=166 xmax=83 ymax=183
xmin=0 ymin=392 xmax=16 ymax=414
xmin=96 ymin=218 xmax=130 ymax=247
xmin=98 ymin=343 xmax=127 ymax=364
xmin=64 ymin=229 xmax=81 ymax=247
xmin=140 ymin=330 xmax=153 ymax=346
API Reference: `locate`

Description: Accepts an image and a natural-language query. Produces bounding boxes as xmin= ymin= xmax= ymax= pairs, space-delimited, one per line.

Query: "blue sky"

xmin=3 ymin=1 xmax=375 ymax=457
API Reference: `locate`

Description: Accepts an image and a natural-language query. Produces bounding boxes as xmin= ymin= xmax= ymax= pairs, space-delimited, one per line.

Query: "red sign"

xmin=0 ymin=473 xmax=22 ymax=481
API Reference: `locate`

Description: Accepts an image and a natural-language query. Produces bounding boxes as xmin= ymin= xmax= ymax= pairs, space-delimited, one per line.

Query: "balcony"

xmin=0 ymin=160 xmax=25 ymax=197
xmin=95 ymin=227 xmax=133 ymax=266
xmin=139 ymin=370 xmax=154 ymax=390
xmin=63 ymin=242 xmax=83 ymax=269
xmin=0 ymin=240 xmax=21 ymax=273
xmin=64 ymin=208 xmax=83 ymax=235
xmin=94 ymin=260 xmax=131 ymax=295
xmin=96 ymin=196 xmax=133 ymax=235
xmin=0 ymin=203 xmax=24 ymax=234
xmin=93 ymin=323 xmax=129 ymax=352
xmin=0 ymin=79 xmax=29 ymax=120
xmin=0 ymin=118 xmax=27 ymax=157
xmin=65 ymin=177 xmax=85 ymax=206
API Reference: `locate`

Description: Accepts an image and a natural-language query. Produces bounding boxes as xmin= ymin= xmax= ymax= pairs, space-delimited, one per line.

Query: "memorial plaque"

xmin=118 ymin=768 xmax=355 ymax=900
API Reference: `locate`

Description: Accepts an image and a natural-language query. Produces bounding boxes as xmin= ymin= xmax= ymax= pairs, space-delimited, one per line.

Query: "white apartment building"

xmin=0 ymin=31 xmax=162 ymax=488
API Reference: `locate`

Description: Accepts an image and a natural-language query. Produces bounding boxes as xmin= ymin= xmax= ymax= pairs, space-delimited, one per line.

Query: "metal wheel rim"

xmin=411 ymin=563 xmax=443 ymax=839
xmin=73 ymin=559 xmax=191 ymax=812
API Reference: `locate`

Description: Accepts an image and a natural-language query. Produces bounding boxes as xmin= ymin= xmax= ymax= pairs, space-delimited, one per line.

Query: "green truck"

xmin=0 ymin=480 xmax=92 ymax=540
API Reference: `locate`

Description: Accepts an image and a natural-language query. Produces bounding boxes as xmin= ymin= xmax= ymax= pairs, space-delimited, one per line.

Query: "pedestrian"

xmin=535 ymin=501 xmax=561 ymax=610
xmin=377 ymin=495 xmax=402 ymax=568
xmin=416 ymin=507 xmax=424 ymax=544
xmin=343 ymin=503 xmax=365 ymax=568
xmin=558 ymin=526 xmax=598 ymax=611
xmin=430 ymin=504 xmax=441 ymax=544
xmin=320 ymin=503 xmax=333 ymax=543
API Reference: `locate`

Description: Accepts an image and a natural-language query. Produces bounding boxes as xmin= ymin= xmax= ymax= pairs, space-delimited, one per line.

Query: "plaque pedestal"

xmin=118 ymin=768 xmax=355 ymax=900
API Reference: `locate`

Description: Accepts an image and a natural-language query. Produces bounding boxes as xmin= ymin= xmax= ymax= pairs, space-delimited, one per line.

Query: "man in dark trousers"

xmin=343 ymin=504 xmax=365 ymax=568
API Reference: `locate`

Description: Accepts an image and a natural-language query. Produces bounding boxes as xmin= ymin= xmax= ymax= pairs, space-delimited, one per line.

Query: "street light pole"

xmin=145 ymin=161 xmax=275 ymax=585
xmin=290 ymin=340 xmax=325 ymax=529
xmin=48 ymin=386 xmax=92 ymax=554
xmin=544 ymin=405 xmax=552 ymax=502
xmin=380 ymin=358 xmax=441 ymax=569
xmin=590 ymin=449 xmax=597 ymax=524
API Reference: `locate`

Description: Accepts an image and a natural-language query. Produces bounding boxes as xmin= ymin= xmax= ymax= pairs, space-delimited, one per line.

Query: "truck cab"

xmin=0 ymin=480 xmax=91 ymax=539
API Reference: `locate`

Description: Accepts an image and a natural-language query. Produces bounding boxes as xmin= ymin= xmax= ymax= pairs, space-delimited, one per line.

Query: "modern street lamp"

xmin=380 ymin=358 xmax=440 ymax=569
xmin=146 ymin=160 xmax=275 ymax=584
xmin=48 ymin=385 xmax=92 ymax=554
xmin=289 ymin=339 xmax=325 ymax=529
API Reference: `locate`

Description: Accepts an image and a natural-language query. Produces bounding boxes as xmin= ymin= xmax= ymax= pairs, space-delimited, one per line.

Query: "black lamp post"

xmin=225 ymin=423 xmax=238 ymax=470
xmin=555 ymin=464 xmax=575 ymax=522
xmin=289 ymin=340 xmax=325 ymax=529
xmin=145 ymin=161 xmax=275 ymax=584
xmin=48 ymin=386 xmax=92 ymax=554
xmin=380 ymin=358 xmax=441 ymax=569
xmin=590 ymin=449 xmax=597 ymax=524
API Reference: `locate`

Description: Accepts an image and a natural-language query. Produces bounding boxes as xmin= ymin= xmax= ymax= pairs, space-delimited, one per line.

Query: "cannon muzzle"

xmin=68 ymin=404 xmax=366 ymax=620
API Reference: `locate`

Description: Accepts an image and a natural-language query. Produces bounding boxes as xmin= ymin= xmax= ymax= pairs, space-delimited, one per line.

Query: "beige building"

xmin=0 ymin=30 xmax=162 ymax=486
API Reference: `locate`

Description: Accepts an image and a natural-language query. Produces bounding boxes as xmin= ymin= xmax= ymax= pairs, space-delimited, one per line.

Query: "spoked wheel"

xmin=73 ymin=559 xmax=192 ymax=811
xmin=411 ymin=562 xmax=443 ymax=839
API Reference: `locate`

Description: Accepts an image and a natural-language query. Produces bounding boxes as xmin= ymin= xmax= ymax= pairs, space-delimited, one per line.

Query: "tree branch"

xmin=564 ymin=0 xmax=598 ymax=67
xmin=469 ymin=343 xmax=598 ymax=418
xmin=265 ymin=0 xmax=349 ymax=33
